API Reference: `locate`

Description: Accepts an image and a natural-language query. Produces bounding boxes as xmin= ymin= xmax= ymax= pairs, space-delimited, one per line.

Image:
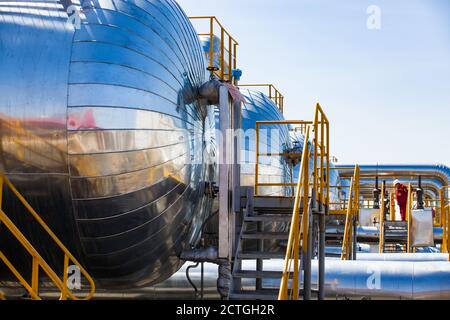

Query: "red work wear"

xmin=395 ymin=184 xmax=409 ymax=221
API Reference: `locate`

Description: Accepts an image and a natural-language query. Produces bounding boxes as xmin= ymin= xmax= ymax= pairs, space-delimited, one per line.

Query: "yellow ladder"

xmin=0 ymin=174 xmax=95 ymax=300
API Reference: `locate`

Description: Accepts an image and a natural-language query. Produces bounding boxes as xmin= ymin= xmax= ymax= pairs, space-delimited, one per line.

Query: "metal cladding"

xmin=337 ymin=164 xmax=450 ymax=188
xmin=157 ymin=260 xmax=450 ymax=300
xmin=0 ymin=0 xmax=217 ymax=288
xmin=240 ymin=89 xmax=292 ymax=196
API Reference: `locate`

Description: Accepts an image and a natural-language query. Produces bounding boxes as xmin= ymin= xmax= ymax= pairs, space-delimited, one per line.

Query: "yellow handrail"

xmin=189 ymin=16 xmax=238 ymax=83
xmin=440 ymin=186 xmax=450 ymax=253
xmin=379 ymin=181 xmax=386 ymax=254
xmin=341 ymin=165 xmax=360 ymax=260
xmin=278 ymin=103 xmax=330 ymax=300
xmin=278 ymin=126 xmax=311 ymax=300
xmin=0 ymin=174 xmax=95 ymax=300
xmin=406 ymin=184 xmax=413 ymax=253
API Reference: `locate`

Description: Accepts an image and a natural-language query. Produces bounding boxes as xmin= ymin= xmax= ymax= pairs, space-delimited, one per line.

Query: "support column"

xmin=218 ymin=86 xmax=232 ymax=260
xmin=318 ymin=213 xmax=326 ymax=300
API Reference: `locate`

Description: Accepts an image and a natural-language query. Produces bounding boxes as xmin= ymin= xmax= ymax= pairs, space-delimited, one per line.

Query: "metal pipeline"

xmin=327 ymin=225 xmax=443 ymax=241
xmin=337 ymin=164 xmax=450 ymax=185
xmin=160 ymin=259 xmax=450 ymax=300
xmin=337 ymin=165 xmax=450 ymax=200
xmin=355 ymin=253 xmax=449 ymax=261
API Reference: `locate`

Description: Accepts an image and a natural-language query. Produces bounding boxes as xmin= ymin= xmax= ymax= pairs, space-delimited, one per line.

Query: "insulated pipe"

xmin=318 ymin=214 xmax=326 ymax=300
xmin=327 ymin=225 xmax=443 ymax=241
xmin=355 ymin=253 xmax=449 ymax=262
xmin=162 ymin=259 xmax=450 ymax=300
xmin=337 ymin=164 xmax=450 ymax=186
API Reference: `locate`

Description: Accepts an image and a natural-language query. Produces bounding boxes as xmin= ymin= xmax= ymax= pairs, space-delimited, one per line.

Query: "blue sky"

xmin=179 ymin=0 xmax=450 ymax=165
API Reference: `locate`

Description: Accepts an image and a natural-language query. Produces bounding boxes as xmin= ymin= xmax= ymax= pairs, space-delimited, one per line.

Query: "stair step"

xmin=238 ymin=251 xmax=286 ymax=260
xmin=245 ymin=214 xmax=292 ymax=223
xmin=229 ymin=291 xmax=279 ymax=300
xmin=241 ymin=232 xmax=289 ymax=240
xmin=234 ymin=270 xmax=285 ymax=279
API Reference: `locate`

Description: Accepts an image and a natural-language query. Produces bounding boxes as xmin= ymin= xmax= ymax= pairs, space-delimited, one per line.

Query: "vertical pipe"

xmin=255 ymin=123 xmax=260 ymax=196
xmin=218 ymin=86 xmax=230 ymax=259
xmin=318 ymin=198 xmax=326 ymax=300
xmin=209 ymin=18 xmax=214 ymax=70
xmin=304 ymin=207 xmax=312 ymax=300
xmin=390 ymin=193 xmax=396 ymax=221
xmin=407 ymin=184 xmax=412 ymax=253
xmin=256 ymin=221 xmax=263 ymax=291
xmin=201 ymin=262 xmax=204 ymax=300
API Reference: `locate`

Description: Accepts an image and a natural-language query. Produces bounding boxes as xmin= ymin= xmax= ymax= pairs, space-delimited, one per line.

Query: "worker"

xmin=393 ymin=179 xmax=408 ymax=221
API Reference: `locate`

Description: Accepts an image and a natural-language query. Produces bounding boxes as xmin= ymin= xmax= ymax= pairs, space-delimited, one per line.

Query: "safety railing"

xmin=341 ymin=165 xmax=360 ymax=260
xmin=0 ymin=174 xmax=95 ymax=300
xmin=254 ymin=104 xmax=329 ymax=203
xmin=278 ymin=126 xmax=311 ymax=300
xmin=254 ymin=120 xmax=312 ymax=197
xmin=239 ymin=84 xmax=284 ymax=113
xmin=189 ymin=16 xmax=238 ymax=83
xmin=312 ymin=104 xmax=330 ymax=210
xmin=278 ymin=103 xmax=330 ymax=300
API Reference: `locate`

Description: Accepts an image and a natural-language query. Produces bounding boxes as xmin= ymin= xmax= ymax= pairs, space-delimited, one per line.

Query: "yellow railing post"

xmin=390 ymin=193 xmax=396 ymax=221
xmin=406 ymin=184 xmax=413 ymax=253
xmin=0 ymin=173 xmax=96 ymax=300
xmin=379 ymin=182 xmax=386 ymax=254
xmin=341 ymin=165 xmax=359 ymax=260
xmin=441 ymin=188 xmax=448 ymax=253
xmin=278 ymin=126 xmax=311 ymax=300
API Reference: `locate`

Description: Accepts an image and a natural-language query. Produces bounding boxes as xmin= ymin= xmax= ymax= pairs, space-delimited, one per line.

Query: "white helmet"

xmin=393 ymin=179 xmax=401 ymax=187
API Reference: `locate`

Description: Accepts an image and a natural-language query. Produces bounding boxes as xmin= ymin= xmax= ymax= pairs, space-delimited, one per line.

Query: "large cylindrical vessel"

xmin=0 ymin=0 xmax=216 ymax=288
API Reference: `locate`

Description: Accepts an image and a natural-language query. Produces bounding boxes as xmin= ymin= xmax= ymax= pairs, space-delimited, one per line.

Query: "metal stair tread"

xmin=233 ymin=270 xmax=286 ymax=279
xmin=237 ymin=251 xmax=286 ymax=260
xmin=241 ymin=232 xmax=289 ymax=240
xmin=244 ymin=214 xmax=292 ymax=222
xmin=229 ymin=291 xmax=279 ymax=300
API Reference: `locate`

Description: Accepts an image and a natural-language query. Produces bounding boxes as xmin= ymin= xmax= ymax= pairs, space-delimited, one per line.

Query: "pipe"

xmin=326 ymin=225 xmax=443 ymax=241
xmin=186 ymin=263 xmax=200 ymax=300
xmin=337 ymin=164 xmax=450 ymax=186
xmin=356 ymin=253 xmax=449 ymax=261
xmin=162 ymin=259 xmax=450 ymax=300
xmin=318 ymin=214 xmax=326 ymax=300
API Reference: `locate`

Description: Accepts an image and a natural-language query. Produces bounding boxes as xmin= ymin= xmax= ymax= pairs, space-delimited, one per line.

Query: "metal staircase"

xmin=230 ymin=194 xmax=295 ymax=300
xmin=230 ymin=103 xmax=330 ymax=300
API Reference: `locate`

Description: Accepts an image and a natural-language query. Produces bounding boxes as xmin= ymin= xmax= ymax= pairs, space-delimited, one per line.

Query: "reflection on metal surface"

xmin=0 ymin=0 xmax=216 ymax=288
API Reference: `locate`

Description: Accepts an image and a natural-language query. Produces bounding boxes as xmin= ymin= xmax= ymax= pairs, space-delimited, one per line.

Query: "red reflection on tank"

xmin=67 ymin=108 xmax=98 ymax=130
